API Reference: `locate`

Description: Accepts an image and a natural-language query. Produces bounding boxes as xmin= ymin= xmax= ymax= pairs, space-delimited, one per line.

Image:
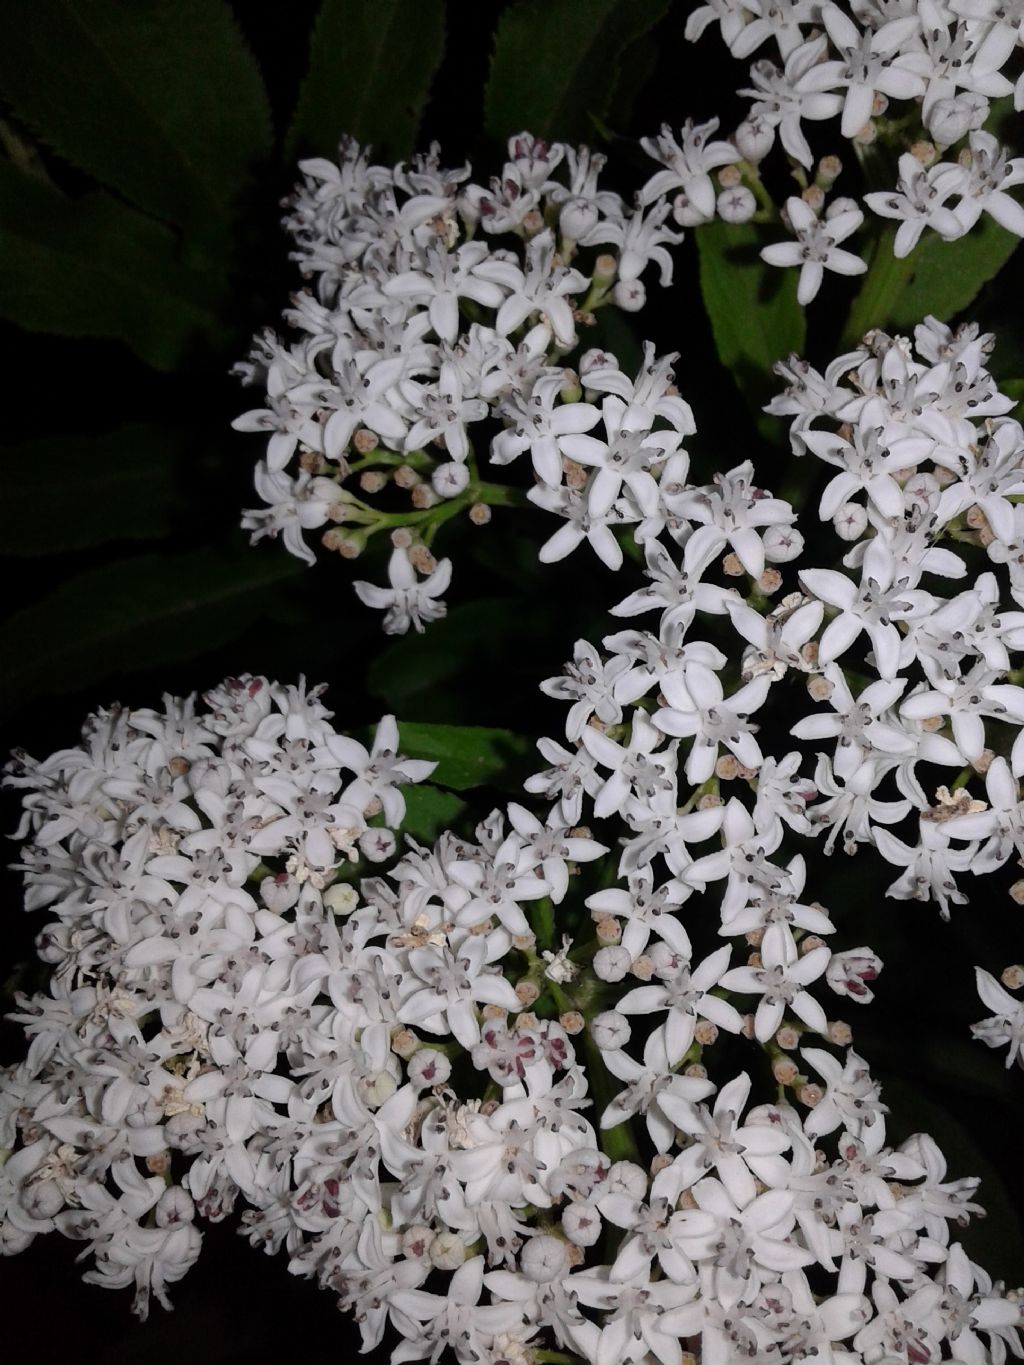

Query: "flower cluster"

xmin=233 ymin=132 xmax=684 ymax=622
xmin=6 ymin=311 xmax=1024 ymax=1357
xmin=669 ymin=1 xmax=1024 ymax=300
xmin=0 ymin=677 xmax=435 ymax=1315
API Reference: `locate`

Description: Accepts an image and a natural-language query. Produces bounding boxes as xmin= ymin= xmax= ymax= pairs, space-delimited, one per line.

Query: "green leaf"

xmin=0 ymin=161 xmax=227 ymax=368
xmin=0 ymin=425 xmax=207 ymax=555
xmin=842 ymin=219 xmax=1020 ymax=347
xmin=0 ymin=0 xmax=272 ymax=233
xmin=396 ymin=722 xmax=533 ymax=791
xmin=484 ymin=0 xmax=670 ymax=145
xmin=0 ymin=544 xmax=303 ymax=714
xmin=287 ymin=0 xmax=445 ymax=162
xmin=399 ymin=783 xmax=467 ymax=843
xmin=695 ymin=219 xmax=806 ymax=440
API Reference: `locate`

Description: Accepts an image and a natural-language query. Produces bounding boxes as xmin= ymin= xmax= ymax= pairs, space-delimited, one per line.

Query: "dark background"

xmin=1 ymin=2 xmax=1023 ymax=1358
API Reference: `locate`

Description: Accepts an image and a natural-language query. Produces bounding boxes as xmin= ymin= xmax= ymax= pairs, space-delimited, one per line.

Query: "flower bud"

xmin=1002 ymin=965 xmax=1024 ymax=991
xmin=21 ymin=1179 xmax=64 ymax=1220
xmin=324 ymin=883 xmax=359 ymax=915
xmin=353 ymin=428 xmax=378 ymax=454
xmin=817 ymin=155 xmax=842 ymax=186
xmin=402 ymin=1225 xmax=433 ymax=1260
xmin=593 ymin=945 xmax=631 ymax=981
xmin=261 ymin=872 xmax=300 ymax=913
xmin=469 ymin=502 xmax=492 ymax=525
xmin=775 ymin=1025 xmax=800 ymax=1051
xmin=595 ymin=914 xmax=622 ymax=943
xmin=828 ymin=1019 xmax=853 ymax=1046
xmin=390 ymin=1028 xmax=419 ymax=1059
xmin=734 ymin=117 xmax=774 ymax=163
xmin=155 ymin=1185 xmax=195 ymax=1227
xmin=926 ymin=97 xmax=977 ymax=147
xmin=432 ymin=461 xmax=471 ymax=499
xmin=716 ymin=186 xmax=756 ymax=224
xmin=762 ymin=525 xmax=803 ymax=563
xmin=359 ymin=828 xmax=396 ymax=863
xmin=358 ymin=1070 xmax=397 ymax=1108
xmin=591 ymin=1010 xmax=631 ymax=1051
xmin=429 ymin=1231 xmax=467 ymax=1269
xmin=560 ymin=1011 xmax=585 ymax=1034
xmin=521 ymin=1233 xmax=571 ymax=1282
xmin=694 ymin=1019 xmax=719 ymax=1047
xmin=516 ymin=979 xmax=540 ymax=1007
xmin=613 ymin=278 xmax=646 ymax=312
xmin=833 ymin=501 xmax=868 ymax=541
xmin=408 ymin=1048 xmax=451 ymax=1090
xmin=718 ymin=164 xmax=742 ymax=189
xmin=359 ymin=470 xmax=387 ymax=494
xmin=798 ymin=1082 xmax=824 ymax=1108
xmin=773 ymin=1057 xmax=799 ymax=1085
xmin=560 ymin=196 xmax=600 ymax=242
xmin=562 ymin=1202 xmax=601 ymax=1247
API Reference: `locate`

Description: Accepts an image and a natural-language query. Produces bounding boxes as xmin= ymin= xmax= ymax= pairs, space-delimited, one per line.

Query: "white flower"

xmin=971 ymin=967 xmax=1024 ymax=1067
xmin=354 ymin=547 xmax=452 ymax=634
xmin=722 ymin=932 xmax=830 ymax=1042
xmin=761 ymin=197 xmax=867 ymax=305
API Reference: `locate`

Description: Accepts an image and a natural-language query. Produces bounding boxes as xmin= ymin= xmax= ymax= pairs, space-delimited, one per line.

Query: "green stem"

xmin=840 ymin=226 xmax=916 ymax=347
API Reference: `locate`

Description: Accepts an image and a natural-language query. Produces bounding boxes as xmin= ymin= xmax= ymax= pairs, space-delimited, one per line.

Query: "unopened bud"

xmin=717 ymin=185 xmax=756 ymax=224
xmin=1002 ymin=965 xmax=1024 ymax=990
xmin=853 ymin=120 xmax=877 ymax=146
xmin=516 ymin=980 xmax=540 ymax=1007
xmin=562 ymin=456 xmax=588 ymax=490
xmin=146 ymin=1151 xmax=171 ymax=1176
xmin=758 ymin=568 xmax=783 ymax=595
xmin=775 ymin=1025 xmax=800 ymax=1051
xmin=411 ymin=483 xmax=438 ymax=510
xmin=322 ymin=528 xmax=362 ymax=558
xmin=391 ymin=527 xmax=413 ymax=548
xmin=718 ymin=164 xmax=742 ymax=189
xmin=593 ymin=253 xmax=617 ymax=283
xmin=716 ymin=754 xmax=741 ymax=780
xmin=694 ymin=1020 xmax=719 ymax=1047
xmin=429 ymin=1231 xmax=467 ymax=1270
xmin=698 ymin=792 xmax=723 ymax=810
xmin=359 ymin=470 xmax=387 ymax=494
xmin=324 ymin=884 xmax=359 ymax=916
xmin=481 ymin=1002 xmax=508 ymax=1021
xmin=521 ymin=208 xmax=545 ymax=236
xmin=773 ymin=1057 xmax=799 ymax=1085
xmin=798 ymin=1082 xmax=824 ymax=1108
xmin=684 ymin=1063 xmax=708 ymax=1081
xmin=432 ymin=461 xmax=470 ymax=499
xmin=560 ymin=369 xmax=582 ymax=404
xmin=353 ymin=428 xmax=378 ymax=454
xmin=468 ymin=502 xmax=492 ymax=525
xmin=834 ymin=501 xmax=868 ymax=541
xmin=910 ymin=140 xmax=937 ymax=166
xmin=391 ymin=1028 xmax=419 ymax=1058
xmin=801 ymin=185 xmax=825 ymax=213
xmin=407 ymin=544 xmax=438 ymax=575
xmin=402 ymin=1225 xmax=434 ymax=1260
xmin=393 ymin=464 xmax=421 ymax=490
xmin=817 ymin=155 xmax=842 ymax=186
xmin=560 ymin=1010 xmax=585 ymax=1035
xmin=595 ymin=915 xmax=622 ymax=944
xmin=828 ymin=1020 xmax=853 ymax=1046
xmin=1010 ymin=880 xmax=1024 ymax=905
xmin=613 ymin=278 xmax=646 ymax=312
xmin=516 ymin=1011 xmax=538 ymax=1031
xmin=631 ymin=954 xmax=655 ymax=981
xmin=734 ymin=116 xmax=774 ymax=163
